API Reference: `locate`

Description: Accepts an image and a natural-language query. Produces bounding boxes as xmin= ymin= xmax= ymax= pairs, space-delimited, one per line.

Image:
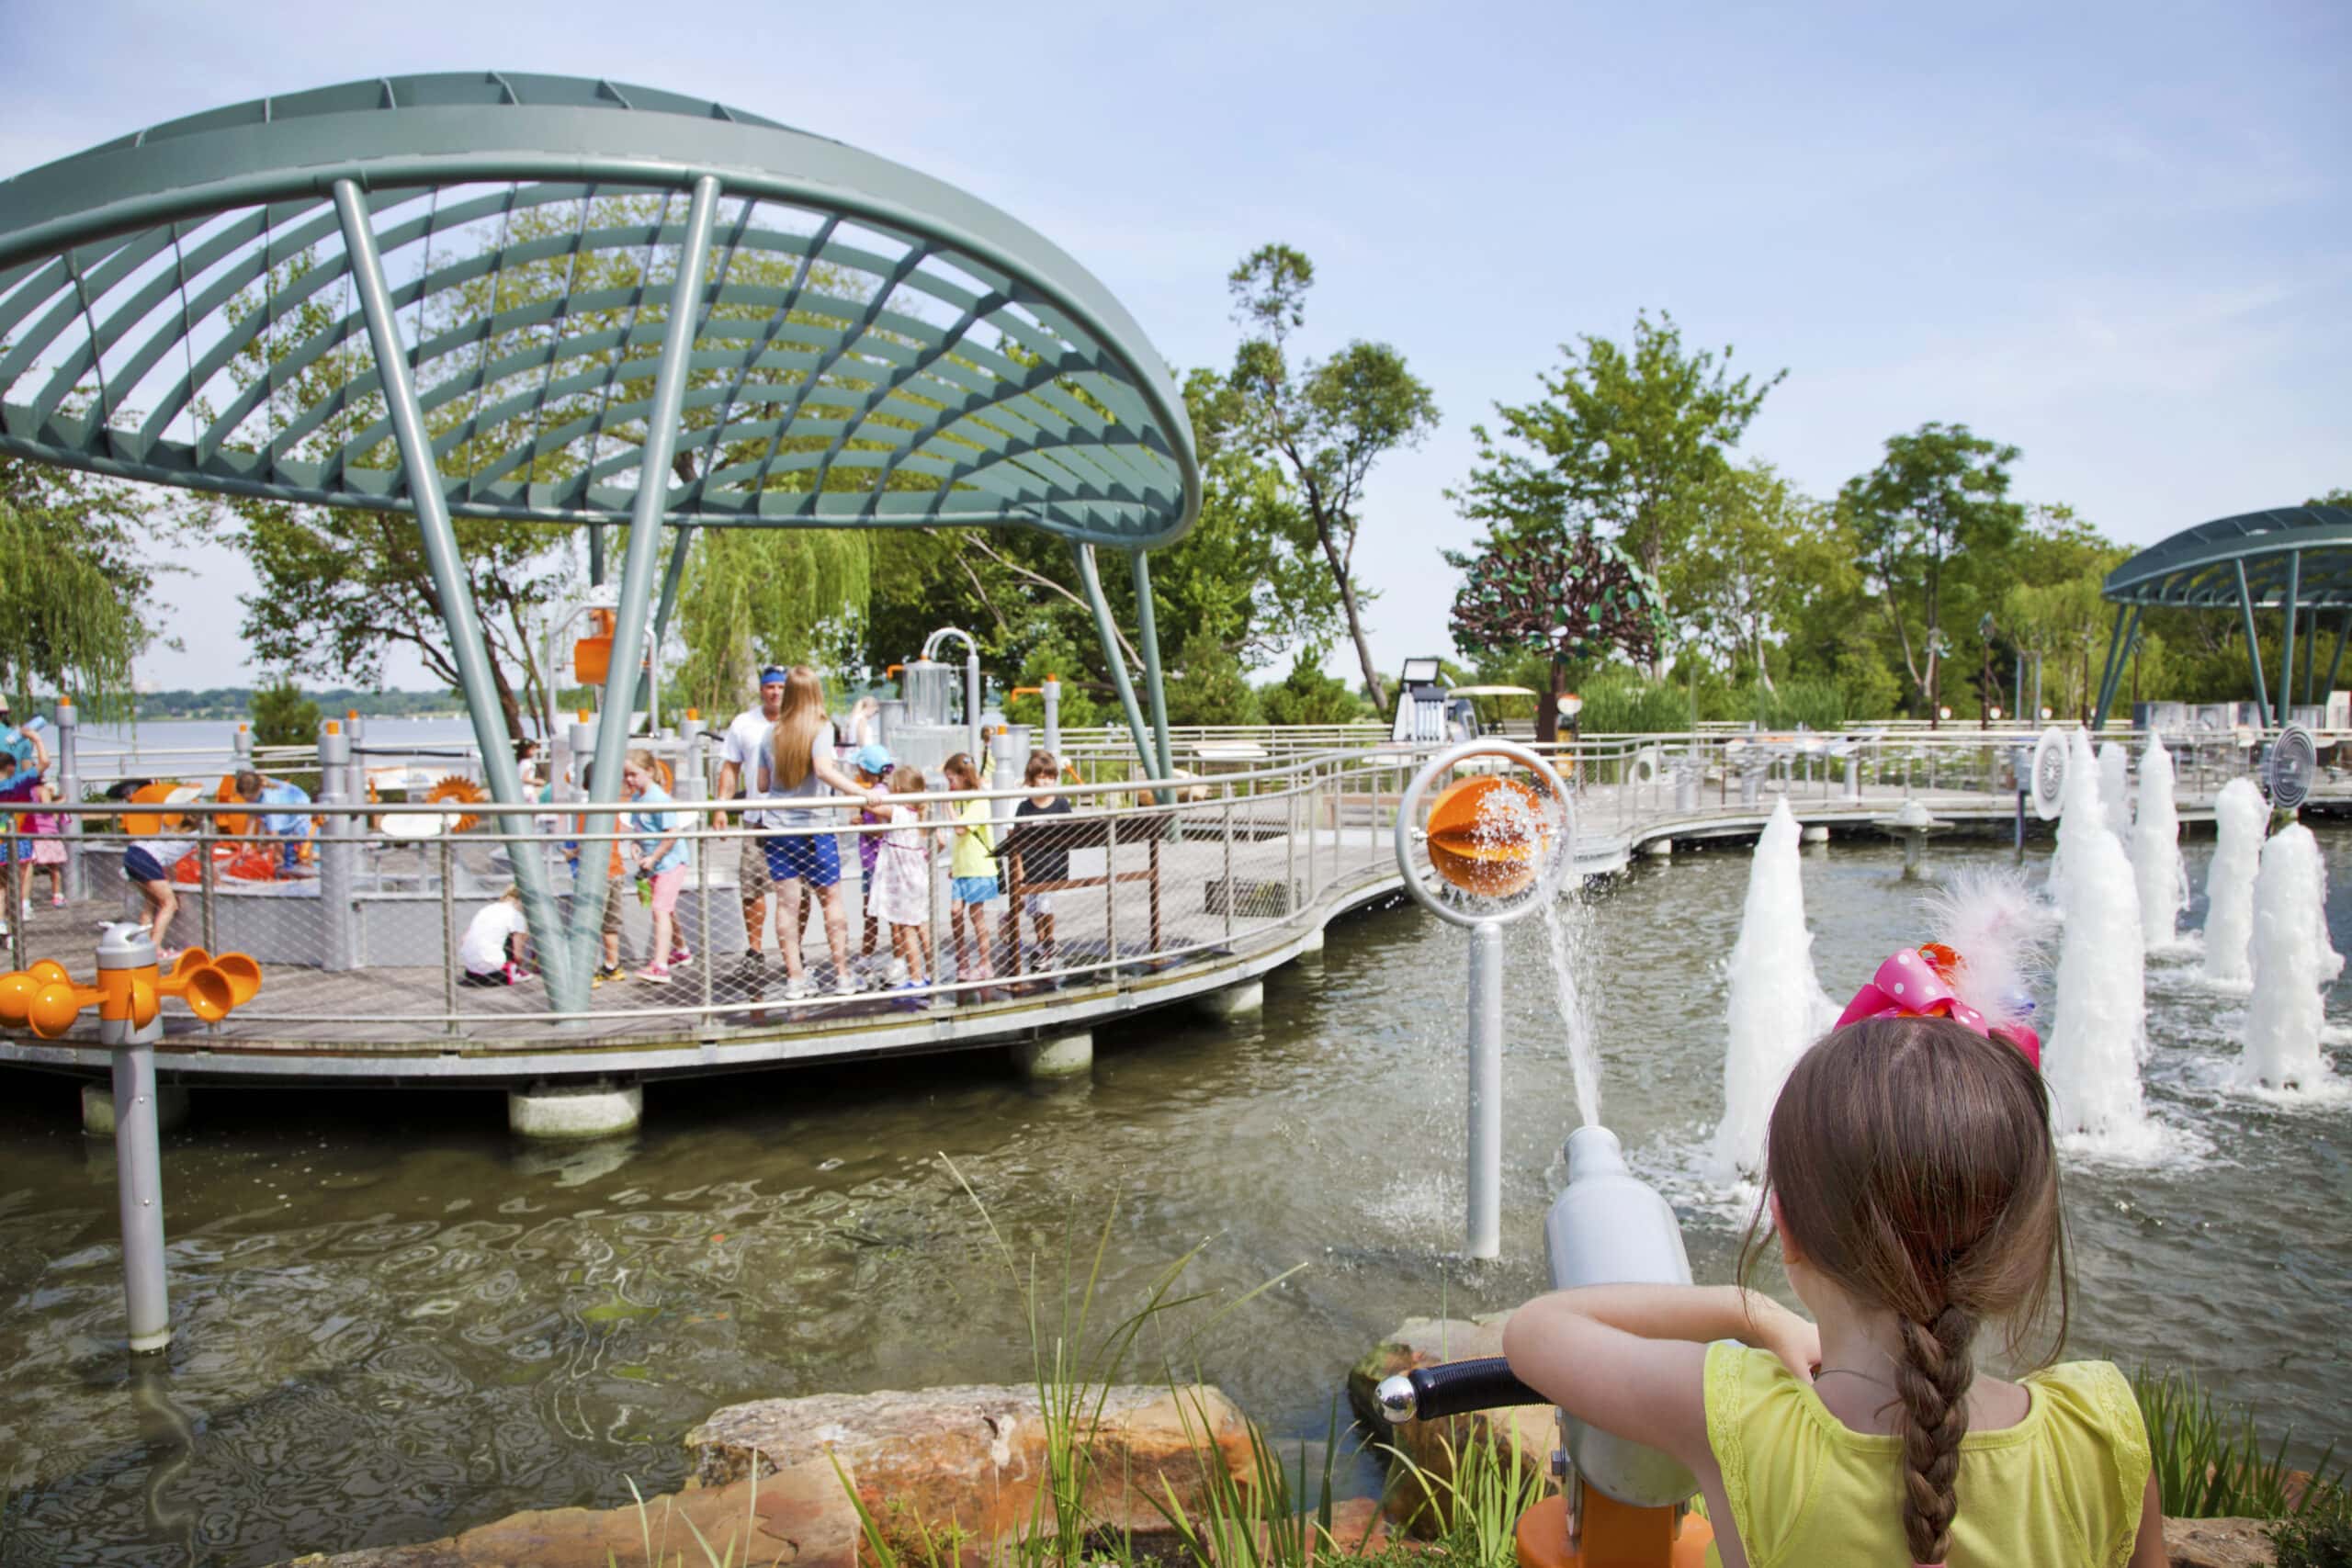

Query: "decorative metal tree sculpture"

xmin=1449 ymin=528 xmax=1669 ymax=741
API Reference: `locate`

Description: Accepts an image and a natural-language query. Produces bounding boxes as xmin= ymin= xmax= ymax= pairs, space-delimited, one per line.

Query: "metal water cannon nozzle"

xmin=1544 ymin=1124 xmax=1701 ymax=1508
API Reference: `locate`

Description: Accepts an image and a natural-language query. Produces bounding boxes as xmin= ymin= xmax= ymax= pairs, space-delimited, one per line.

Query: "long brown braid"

xmin=1738 ymin=1017 xmax=2070 ymax=1563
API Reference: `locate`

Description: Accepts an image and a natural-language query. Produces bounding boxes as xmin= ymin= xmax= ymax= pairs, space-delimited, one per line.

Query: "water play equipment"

xmin=1394 ymin=739 xmax=1573 ymax=1259
xmin=0 ymin=927 xmax=263 ymax=1352
xmin=1709 ymin=797 xmax=1837 ymax=1179
xmin=1374 ymin=1123 xmax=1714 ymax=1566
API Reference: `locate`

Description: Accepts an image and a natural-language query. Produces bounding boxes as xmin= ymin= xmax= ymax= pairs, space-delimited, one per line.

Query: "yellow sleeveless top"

xmin=1702 ymin=1343 xmax=2150 ymax=1568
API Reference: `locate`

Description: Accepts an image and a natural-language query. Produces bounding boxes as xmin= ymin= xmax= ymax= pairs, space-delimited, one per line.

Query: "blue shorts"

xmin=123 ymin=846 xmax=168 ymax=884
xmin=0 ymin=839 xmax=22 ymax=863
xmin=762 ymin=831 xmax=842 ymax=888
xmin=951 ymin=874 xmax=999 ymax=906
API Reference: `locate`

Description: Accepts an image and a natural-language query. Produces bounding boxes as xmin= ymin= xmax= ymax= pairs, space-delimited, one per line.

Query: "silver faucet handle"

xmin=1374 ymin=1372 xmax=1419 ymax=1424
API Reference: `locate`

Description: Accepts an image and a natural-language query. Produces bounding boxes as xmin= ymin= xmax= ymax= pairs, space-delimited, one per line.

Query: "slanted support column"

xmin=2325 ymin=610 xmax=2351 ymax=709
xmin=2234 ymin=560 xmax=2272 ymax=724
xmin=334 ymin=178 xmax=576 ymax=1003
xmin=1072 ymin=543 xmax=1159 ymax=786
xmin=573 ymin=174 xmax=723 ymax=1002
xmin=2091 ymin=604 xmax=2138 ymax=730
xmin=1128 ymin=549 xmax=1176 ymax=789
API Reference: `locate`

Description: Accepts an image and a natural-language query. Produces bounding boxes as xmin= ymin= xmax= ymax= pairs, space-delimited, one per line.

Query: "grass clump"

xmin=2133 ymin=1367 xmax=2346 ymax=1520
xmin=2268 ymin=1512 xmax=2352 ymax=1568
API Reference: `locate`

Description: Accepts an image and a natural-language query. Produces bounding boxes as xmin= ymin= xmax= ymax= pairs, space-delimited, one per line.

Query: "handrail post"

xmin=440 ymin=835 xmax=459 ymax=1037
xmin=1223 ymin=783 xmax=1236 ymax=942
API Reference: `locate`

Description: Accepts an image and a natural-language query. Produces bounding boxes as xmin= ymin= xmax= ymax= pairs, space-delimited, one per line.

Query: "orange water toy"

xmin=0 ymin=927 xmax=263 ymax=1042
xmin=1424 ymin=775 xmax=1554 ymax=898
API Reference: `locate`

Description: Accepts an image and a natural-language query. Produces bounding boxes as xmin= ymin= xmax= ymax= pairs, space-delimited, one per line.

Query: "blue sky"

xmin=3 ymin=0 xmax=2345 ymax=692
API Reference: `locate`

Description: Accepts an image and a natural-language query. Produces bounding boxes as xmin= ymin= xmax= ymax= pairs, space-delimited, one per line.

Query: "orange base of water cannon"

xmin=1513 ymin=1495 xmax=1713 ymax=1568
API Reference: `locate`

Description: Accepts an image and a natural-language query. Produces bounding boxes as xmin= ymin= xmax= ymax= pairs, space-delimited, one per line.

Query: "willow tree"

xmin=0 ymin=456 xmax=164 ymax=715
xmin=670 ymin=529 xmax=873 ymax=714
xmin=1448 ymin=526 xmax=1667 ymax=741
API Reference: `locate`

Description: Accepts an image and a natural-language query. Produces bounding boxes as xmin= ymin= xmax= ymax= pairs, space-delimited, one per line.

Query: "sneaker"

xmin=669 ymin=947 xmax=693 ymax=968
xmin=834 ymin=975 xmax=859 ymax=998
xmin=636 ymin=965 xmax=673 ymax=986
xmin=50 ymin=893 xmax=62 ymax=908
xmin=593 ymin=964 xmax=623 ymax=987
xmin=781 ymin=975 xmax=814 ymax=1001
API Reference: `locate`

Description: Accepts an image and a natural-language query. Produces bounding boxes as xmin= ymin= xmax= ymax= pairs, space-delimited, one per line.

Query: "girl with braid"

xmin=1506 ymin=939 xmax=2164 ymax=1568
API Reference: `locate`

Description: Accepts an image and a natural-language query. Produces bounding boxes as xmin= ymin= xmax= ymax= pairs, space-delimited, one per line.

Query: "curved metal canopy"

xmin=0 ymin=72 xmax=1200 ymax=547
xmin=2104 ymin=505 xmax=2352 ymax=608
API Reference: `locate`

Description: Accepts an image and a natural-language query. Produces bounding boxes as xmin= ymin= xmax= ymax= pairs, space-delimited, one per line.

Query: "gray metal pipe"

xmin=97 ymin=923 xmax=171 ymax=1354
xmin=333 ymin=178 xmax=575 ymax=1002
xmin=57 ymin=694 xmax=83 ymax=901
xmin=316 ymin=720 xmax=357 ymax=973
xmin=1466 ymin=920 xmax=1504 ymax=1259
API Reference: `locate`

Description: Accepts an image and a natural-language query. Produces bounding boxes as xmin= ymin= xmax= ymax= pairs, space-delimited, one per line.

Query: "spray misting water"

xmin=1709 ymin=797 xmax=1836 ymax=1177
xmin=2132 ymin=730 xmax=2189 ymax=954
xmin=2236 ymin=823 xmax=2344 ymax=1092
xmin=2044 ymin=729 xmax=2157 ymax=1148
xmin=1542 ymin=897 xmax=1603 ymax=1129
xmin=2098 ymin=740 xmax=2132 ymax=831
xmin=2201 ymin=778 xmax=2267 ymax=991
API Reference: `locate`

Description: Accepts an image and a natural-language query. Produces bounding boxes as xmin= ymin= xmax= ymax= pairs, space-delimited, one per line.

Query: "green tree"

xmin=1842 ymin=423 xmax=2026 ymax=724
xmin=1164 ymin=630 xmax=1261 ymax=726
xmin=247 ymin=675 xmax=322 ymax=748
xmin=1004 ymin=627 xmax=1103 ymax=732
xmin=0 ymin=456 xmax=175 ymax=715
xmin=1257 ymin=655 xmax=1365 ymax=726
xmin=1223 ymin=244 xmax=1438 ymax=711
xmin=1447 ymin=525 xmax=1667 ymax=741
xmin=670 ymin=529 xmax=873 ymax=715
xmin=1452 ymin=310 xmax=1781 ymax=672
xmin=1677 ymin=463 xmax=1851 ymax=693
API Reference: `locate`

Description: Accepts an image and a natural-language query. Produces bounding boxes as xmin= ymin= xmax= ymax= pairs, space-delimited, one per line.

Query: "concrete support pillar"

xmin=1642 ymin=838 xmax=1673 ymax=857
xmin=1194 ymin=978 xmax=1265 ymax=1019
xmin=1012 ymin=1031 xmax=1093 ymax=1078
xmin=507 ymin=1079 xmax=642 ymax=1140
xmin=1296 ymin=923 xmax=1326 ymax=955
xmin=1801 ymin=825 xmax=1829 ymax=844
xmin=82 ymin=1079 xmax=189 ymax=1136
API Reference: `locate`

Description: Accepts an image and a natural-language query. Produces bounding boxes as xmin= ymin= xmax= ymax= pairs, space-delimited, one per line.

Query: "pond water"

xmin=1 ymin=829 xmax=2346 ymax=1565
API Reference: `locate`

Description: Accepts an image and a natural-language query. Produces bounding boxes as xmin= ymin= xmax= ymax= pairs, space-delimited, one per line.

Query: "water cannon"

xmin=0 ymin=925 xmax=263 ymax=1042
xmin=1374 ymin=1124 xmax=1714 ymax=1567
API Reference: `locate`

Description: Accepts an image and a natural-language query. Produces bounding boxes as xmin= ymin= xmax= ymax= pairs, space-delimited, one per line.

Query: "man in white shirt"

xmin=716 ymin=667 xmax=787 ymax=967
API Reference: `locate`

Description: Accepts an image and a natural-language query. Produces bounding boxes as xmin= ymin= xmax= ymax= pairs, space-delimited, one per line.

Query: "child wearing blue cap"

xmin=850 ymin=741 xmax=894 ymax=978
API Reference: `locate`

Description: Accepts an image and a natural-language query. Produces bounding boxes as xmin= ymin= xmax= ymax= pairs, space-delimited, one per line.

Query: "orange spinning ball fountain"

xmin=0 ymin=943 xmax=262 ymax=1039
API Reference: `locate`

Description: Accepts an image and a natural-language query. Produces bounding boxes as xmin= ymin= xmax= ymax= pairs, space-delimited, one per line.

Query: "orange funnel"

xmin=1425 ymin=776 xmax=1553 ymax=898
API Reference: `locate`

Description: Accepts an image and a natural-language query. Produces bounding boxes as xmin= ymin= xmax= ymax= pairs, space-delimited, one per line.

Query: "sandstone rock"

xmin=285 ymin=1466 xmax=855 ymax=1568
xmin=686 ymin=1382 xmax=1253 ymax=1554
xmin=2165 ymin=1516 xmax=2278 ymax=1568
xmin=1348 ymin=1314 xmax=1559 ymax=1538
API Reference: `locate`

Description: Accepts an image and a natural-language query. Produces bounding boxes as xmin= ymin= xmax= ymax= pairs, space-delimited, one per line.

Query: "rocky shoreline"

xmin=288 ymin=1315 xmax=2287 ymax=1568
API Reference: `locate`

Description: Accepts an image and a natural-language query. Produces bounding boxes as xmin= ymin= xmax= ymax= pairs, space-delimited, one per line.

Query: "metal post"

xmin=2032 ymin=653 xmax=2044 ymax=721
xmin=317 ymin=721 xmax=357 ymax=972
xmin=1042 ymin=676 xmax=1062 ymax=760
xmin=2234 ymin=559 xmax=2273 ymax=725
xmin=1222 ymin=785 xmax=1236 ymax=942
xmin=2280 ymin=554 xmax=2302 ymax=725
xmin=1285 ymin=776 xmax=1300 ymax=921
xmin=440 ymin=836 xmax=459 ymax=1036
xmin=697 ymin=825 xmax=714 ymax=1023
xmin=2326 ymin=611 xmax=2352 ymax=712
xmin=1071 ymin=544 xmax=1159 ymax=786
xmin=232 ymin=722 xmax=253 ymax=766
xmin=965 ymin=649 xmax=983 ymax=764
xmin=1466 ymin=919 xmax=1504 ymax=1260
xmin=197 ymin=810 xmax=217 ymax=958
xmin=1128 ymin=550 xmax=1176 ymax=786
xmin=334 ymin=179 xmax=574 ymax=1002
xmin=1104 ymin=811 xmax=1120 ymax=980
xmin=99 ymin=924 xmax=171 ymax=1353
xmin=574 ymin=175 xmax=721 ymax=998
xmin=58 ymin=694 xmax=83 ymax=901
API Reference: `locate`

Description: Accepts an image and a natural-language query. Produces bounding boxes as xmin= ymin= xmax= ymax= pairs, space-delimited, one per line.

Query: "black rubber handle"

xmin=1401 ymin=1356 xmax=1548 ymax=1419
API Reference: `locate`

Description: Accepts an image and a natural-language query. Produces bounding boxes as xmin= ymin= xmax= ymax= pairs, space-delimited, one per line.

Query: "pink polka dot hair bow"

xmin=1833 ymin=945 xmax=2041 ymax=1069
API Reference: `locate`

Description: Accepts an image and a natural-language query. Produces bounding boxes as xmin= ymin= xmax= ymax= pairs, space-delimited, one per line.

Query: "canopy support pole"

xmin=2325 ymin=610 xmax=2351 ymax=712
xmin=2235 ymin=560 xmax=2272 ymax=725
xmin=571 ymin=174 xmax=721 ymax=1003
xmin=1073 ymin=543 xmax=1159 ymax=787
xmin=1128 ymin=549 xmax=1176 ymax=795
xmin=334 ymin=177 xmax=576 ymax=1005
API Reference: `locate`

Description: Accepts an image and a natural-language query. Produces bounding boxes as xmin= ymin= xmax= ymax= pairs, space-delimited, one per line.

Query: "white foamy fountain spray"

xmin=2201 ymin=778 xmax=2267 ymax=991
xmin=2235 ymin=822 xmax=2345 ymax=1092
xmin=2131 ymin=730 xmax=2190 ymax=954
xmin=2043 ymin=728 xmax=2158 ymax=1148
xmin=1708 ymin=796 xmax=1838 ymax=1178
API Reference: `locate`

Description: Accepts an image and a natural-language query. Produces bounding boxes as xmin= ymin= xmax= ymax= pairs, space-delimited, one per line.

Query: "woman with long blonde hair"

xmin=757 ymin=666 xmax=891 ymax=999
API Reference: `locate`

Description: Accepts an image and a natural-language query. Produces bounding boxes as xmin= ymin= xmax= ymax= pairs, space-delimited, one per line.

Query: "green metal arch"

xmin=0 ymin=71 xmax=1200 ymax=547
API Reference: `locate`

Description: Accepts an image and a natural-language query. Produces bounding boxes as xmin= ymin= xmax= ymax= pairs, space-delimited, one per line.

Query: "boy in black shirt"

xmin=1012 ymin=751 xmax=1073 ymax=979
